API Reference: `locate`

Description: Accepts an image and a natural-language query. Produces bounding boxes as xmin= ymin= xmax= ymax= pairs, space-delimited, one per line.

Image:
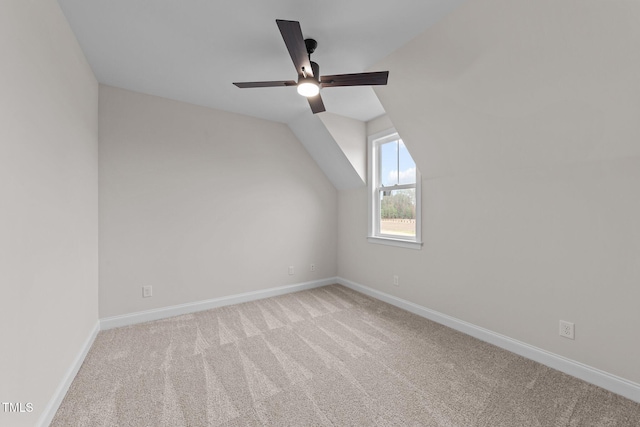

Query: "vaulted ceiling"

xmin=57 ymin=0 xmax=466 ymax=124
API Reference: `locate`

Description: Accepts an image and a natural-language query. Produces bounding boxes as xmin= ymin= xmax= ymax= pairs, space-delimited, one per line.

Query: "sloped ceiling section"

xmin=373 ymin=0 xmax=640 ymax=179
xmin=56 ymin=0 xmax=467 ymax=124
xmin=55 ymin=0 xmax=469 ymax=191
xmin=319 ymin=112 xmax=367 ymax=183
xmin=287 ymin=111 xmax=364 ymax=190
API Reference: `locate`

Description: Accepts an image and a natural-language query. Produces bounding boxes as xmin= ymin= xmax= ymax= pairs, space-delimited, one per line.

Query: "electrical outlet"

xmin=393 ymin=275 xmax=399 ymax=286
xmin=288 ymin=266 xmax=294 ymax=275
xmin=142 ymin=285 xmax=152 ymax=298
xmin=310 ymin=264 xmax=316 ymax=272
xmin=559 ymin=320 xmax=574 ymax=339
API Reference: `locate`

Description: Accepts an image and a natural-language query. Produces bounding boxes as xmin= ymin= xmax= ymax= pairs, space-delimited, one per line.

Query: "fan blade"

xmin=276 ymin=19 xmax=313 ymax=78
xmin=307 ymin=94 xmax=325 ymax=114
xmin=320 ymin=71 xmax=388 ymax=88
xmin=233 ymin=80 xmax=297 ymax=88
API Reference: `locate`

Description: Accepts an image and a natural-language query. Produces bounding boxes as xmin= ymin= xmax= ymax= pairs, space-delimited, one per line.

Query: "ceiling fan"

xmin=233 ymin=19 xmax=389 ymax=114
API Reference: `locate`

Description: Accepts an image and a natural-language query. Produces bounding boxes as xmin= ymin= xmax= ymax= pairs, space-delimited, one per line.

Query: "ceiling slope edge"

xmin=318 ymin=112 xmax=367 ymax=184
xmin=287 ymin=111 xmax=365 ymax=191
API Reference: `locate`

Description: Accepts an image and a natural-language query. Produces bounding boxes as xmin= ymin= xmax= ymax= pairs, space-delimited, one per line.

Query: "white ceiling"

xmin=57 ymin=0 xmax=465 ymax=124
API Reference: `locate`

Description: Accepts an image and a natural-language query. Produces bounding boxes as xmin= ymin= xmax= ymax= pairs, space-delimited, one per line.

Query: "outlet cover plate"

xmin=559 ymin=320 xmax=574 ymax=339
xmin=142 ymin=285 xmax=152 ymax=298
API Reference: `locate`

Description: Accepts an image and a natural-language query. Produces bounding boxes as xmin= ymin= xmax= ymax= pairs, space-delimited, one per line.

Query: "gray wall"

xmin=0 ymin=1 xmax=99 ymax=425
xmin=338 ymin=0 xmax=640 ymax=384
xmin=99 ymin=86 xmax=338 ymax=318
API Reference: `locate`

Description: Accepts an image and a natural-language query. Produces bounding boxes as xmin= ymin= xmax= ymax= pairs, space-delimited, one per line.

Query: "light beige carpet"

xmin=52 ymin=285 xmax=640 ymax=426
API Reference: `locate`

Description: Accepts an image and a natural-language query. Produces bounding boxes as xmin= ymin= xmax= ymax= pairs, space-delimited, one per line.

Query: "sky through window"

xmin=380 ymin=140 xmax=416 ymax=186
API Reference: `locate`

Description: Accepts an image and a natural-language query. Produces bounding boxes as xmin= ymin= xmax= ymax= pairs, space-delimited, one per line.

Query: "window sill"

xmin=367 ymin=236 xmax=423 ymax=250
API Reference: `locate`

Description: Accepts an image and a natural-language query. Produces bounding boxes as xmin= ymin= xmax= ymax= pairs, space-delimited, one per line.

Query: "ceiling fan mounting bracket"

xmin=305 ymin=38 xmax=317 ymax=56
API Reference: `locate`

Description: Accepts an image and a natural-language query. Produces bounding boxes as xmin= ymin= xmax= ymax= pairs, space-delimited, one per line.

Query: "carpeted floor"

xmin=52 ymin=284 xmax=640 ymax=426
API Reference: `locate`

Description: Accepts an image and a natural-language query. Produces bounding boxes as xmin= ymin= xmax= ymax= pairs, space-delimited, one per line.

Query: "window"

xmin=368 ymin=128 xmax=422 ymax=249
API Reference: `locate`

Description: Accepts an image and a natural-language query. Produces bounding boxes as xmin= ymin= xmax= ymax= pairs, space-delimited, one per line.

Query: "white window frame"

xmin=367 ymin=128 xmax=422 ymax=250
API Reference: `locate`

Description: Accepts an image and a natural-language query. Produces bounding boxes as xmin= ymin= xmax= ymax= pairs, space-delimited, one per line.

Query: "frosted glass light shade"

xmin=297 ymin=78 xmax=320 ymax=97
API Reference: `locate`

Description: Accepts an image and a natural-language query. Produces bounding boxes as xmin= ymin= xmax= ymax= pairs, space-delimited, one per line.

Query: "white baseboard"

xmin=100 ymin=277 xmax=338 ymax=330
xmin=336 ymin=277 xmax=640 ymax=404
xmin=37 ymin=320 xmax=100 ymax=427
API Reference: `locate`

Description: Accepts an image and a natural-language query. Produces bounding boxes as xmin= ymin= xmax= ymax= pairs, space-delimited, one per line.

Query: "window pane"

xmin=380 ymin=139 xmax=416 ymax=187
xmin=398 ymin=140 xmax=416 ymax=185
xmin=379 ymin=188 xmax=416 ymax=237
xmin=380 ymin=140 xmax=398 ymax=186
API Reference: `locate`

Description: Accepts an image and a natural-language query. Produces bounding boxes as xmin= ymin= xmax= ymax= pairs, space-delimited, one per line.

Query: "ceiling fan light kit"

xmin=233 ymin=19 xmax=389 ymax=114
xmin=297 ymin=77 xmax=320 ymax=97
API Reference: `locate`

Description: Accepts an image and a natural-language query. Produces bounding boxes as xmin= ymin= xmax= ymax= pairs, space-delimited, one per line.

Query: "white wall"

xmin=99 ymin=86 xmax=338 ymax=318
xmin=0 ymin=1 xmax=99 ymax=426
xmin=339 ymin=0 xmax=640 ymax=384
